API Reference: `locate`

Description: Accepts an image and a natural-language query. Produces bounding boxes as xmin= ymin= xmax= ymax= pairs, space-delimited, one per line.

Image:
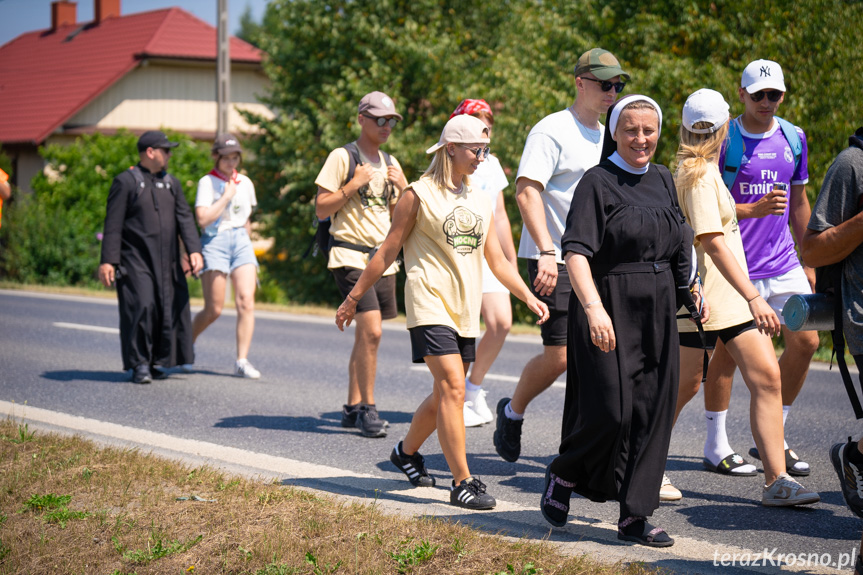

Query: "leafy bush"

xmin=0 ymin=130 xmax=211 ymax=286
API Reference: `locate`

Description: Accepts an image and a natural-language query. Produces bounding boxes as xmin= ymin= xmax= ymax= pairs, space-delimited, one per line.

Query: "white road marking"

xmin=53 ymin=322 xmax=119 ymax=334
xmin=409 ymin=365 xmax=565 ymax=387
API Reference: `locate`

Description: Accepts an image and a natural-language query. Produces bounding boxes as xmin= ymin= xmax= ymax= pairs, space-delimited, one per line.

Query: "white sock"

xmin=704 ymin=410 xmax=733 ymax=465
xmin=782 ymin=405 xmax=790 ymax=450
xmin=464 ymin=378 xmax=481 ymax=403
xmin=505 ymin=401 xmax=524 ymax=421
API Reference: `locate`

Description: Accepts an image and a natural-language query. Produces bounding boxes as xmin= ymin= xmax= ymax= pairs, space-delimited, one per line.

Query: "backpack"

xmin=815 ymin=128 xmax=863 ymax=418
xmin=304 ymin=143 xmax=394 ymax=258
xmin=721 ymin=117 xmax=803 ymax=191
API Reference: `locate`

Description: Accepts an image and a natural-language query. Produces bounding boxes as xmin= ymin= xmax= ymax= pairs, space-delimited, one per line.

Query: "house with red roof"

xmin=0 ymin=0 xmax=273 ymax=191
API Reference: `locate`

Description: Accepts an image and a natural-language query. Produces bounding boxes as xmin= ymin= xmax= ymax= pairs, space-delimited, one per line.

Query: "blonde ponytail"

xmin=674 ymin=121 xmax=728 ymax=193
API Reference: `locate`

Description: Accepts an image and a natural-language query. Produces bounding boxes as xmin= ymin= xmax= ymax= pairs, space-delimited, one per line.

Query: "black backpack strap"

xmin=832 ymin=276 xmax=863 ymax=419
xmin=343 ymin=142 xmax=363 ymax=192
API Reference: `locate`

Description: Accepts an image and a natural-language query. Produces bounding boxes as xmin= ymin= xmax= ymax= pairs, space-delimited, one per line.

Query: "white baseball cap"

xmin=426 ymin=115 xmax=490 ymax=154
xmin=682 ymin=89 xmax=730 ymax=134
xmin=741 ymin=59 xmax=786 ymax=93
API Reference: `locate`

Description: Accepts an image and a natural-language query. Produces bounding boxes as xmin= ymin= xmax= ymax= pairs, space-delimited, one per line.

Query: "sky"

xmin=0 ymin=0 xmax=271 ymax=47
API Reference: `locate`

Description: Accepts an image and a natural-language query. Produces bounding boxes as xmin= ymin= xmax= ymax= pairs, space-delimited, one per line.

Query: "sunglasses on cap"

xmin=459 ymin=145 xmax=491 ymax=160
xmin=363 ymin=115 xmax=399 ymax=128
xmin=748 ymin=90 xmax=783 ymax=102
xmin=581 ymin=76 xmax=626 ymax=94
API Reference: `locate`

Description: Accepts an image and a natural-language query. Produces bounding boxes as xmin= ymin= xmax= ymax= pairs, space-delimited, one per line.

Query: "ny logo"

xmin=760 ymin=66 xmax=771 ymax=77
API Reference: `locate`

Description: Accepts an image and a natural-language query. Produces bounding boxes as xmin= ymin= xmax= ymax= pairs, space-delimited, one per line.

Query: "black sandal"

xmin=748 ymin=446 xmax=810 ymax=476
xmin=702 ymin=453 xmax=757 ymax=476
xmin=540 ymin=466 xmax=574 ymax=528
xmin=617 ymin=516 xmax=674 ymax=548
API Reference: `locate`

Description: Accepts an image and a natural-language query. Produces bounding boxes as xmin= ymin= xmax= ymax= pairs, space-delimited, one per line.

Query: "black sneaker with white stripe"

xmin=450 ymin=477 xmax=496 ymax=510
xmin=390 ymin=442 xmax=435 ymax=487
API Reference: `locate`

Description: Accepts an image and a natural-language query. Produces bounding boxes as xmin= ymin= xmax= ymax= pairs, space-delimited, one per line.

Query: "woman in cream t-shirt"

xmin=336 ymin=115 xmax=548 ymax=511
xmin=667 ymin=89 xmax=819 ymax=508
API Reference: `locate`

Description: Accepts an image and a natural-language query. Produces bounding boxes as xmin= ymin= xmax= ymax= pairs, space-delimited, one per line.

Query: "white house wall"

xmin=65 ymin=63 xmax=273 ymax=134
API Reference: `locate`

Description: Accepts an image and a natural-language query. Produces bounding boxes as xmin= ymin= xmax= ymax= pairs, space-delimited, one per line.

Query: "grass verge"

xmin=0 ymin=419 xmax=660 ymax=575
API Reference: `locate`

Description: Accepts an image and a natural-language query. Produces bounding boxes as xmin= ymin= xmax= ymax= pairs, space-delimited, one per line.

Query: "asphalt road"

xmin=1 ymin=288 xmax=861 ymax=573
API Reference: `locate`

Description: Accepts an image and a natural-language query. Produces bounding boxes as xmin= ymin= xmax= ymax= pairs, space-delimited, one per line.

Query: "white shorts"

xmin=481 ymin=257 xmax=509 ymax=294
xmin=752 ymin=266 xmax=813 ymax=325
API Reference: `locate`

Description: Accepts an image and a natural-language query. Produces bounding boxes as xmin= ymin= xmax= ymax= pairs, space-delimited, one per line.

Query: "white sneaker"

xmin=469 ymin=388 xmax=494 ymax=424
xmin=762 ymin=472 xmax=820 ymax=507
xmin=234 ymin=359 xmax=261 ymax=379
xmin=463 ymin=401 xmax=486 ymax=427
xmin=660 ymin=474 xmax=682 ymax=501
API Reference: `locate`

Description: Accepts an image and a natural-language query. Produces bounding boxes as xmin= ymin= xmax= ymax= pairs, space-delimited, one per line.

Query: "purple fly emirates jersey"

xmin=719 ymin=117 xmax=809 ymax=280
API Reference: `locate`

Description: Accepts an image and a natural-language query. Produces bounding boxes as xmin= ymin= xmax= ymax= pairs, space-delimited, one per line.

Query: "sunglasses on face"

xmin=459 ymin=144 xmax=491 ymax=160
xmin=363 ymin=115 xmax=399 ymax=128
xmin=581 ymin=76 xmax=626 ymax=93
xmin=749 ymin=90 xmax=783 ymax=102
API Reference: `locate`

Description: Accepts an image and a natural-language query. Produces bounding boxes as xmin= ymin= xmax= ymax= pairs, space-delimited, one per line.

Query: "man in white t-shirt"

xmin=494 ymin=48 xmax=629 ymax=462
xmin=315 ymin=91 xmax=409 ymax=438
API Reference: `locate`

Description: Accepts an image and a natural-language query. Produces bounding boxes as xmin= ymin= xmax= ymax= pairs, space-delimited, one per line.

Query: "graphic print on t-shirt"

xmin=359 ymin=171 xmax=390 ymax=209
xmin=443 ymin=206 xmax=484 ymax=255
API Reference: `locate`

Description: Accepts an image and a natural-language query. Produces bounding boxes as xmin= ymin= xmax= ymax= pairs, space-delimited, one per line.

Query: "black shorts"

xmin=332 ymin=267 xmax=398 ymax=320
xmin=409 ymin=325 xmax=476 ymax=364
xmin=679 ymin=320 xmax=757 ymax=349
xmin=527 ymin=259 xmax=571 ymax=346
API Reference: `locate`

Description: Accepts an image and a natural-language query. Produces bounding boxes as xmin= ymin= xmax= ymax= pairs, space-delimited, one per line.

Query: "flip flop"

xmin=702 ymin=453 xmax=757 ymax=476
xmin=748 ymin=447 xmax=810 ymax=476
xmin=617 ymin=516 xmax=674 ymax=548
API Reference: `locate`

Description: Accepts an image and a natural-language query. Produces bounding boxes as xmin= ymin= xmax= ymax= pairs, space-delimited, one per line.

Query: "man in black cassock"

xmin=99 ymin=131 xmax=203 ymax=384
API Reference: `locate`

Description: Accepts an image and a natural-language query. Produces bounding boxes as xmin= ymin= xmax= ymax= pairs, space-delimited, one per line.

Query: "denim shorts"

xmin=201 ymin=227 xmax=259 ymax=274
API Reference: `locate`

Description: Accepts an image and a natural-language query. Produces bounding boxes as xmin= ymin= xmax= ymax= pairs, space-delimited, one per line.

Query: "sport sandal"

xmin=540 ymin=466 xmax=575 ymax=527
xmin=618 ymin=516 xmax=674 ymax=548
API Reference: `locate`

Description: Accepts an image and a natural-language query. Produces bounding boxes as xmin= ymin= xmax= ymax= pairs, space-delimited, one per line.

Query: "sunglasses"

xmin=581 ymin=76 xmax=626 ymax=93
xmin=363 ymin=115 xmax=399 ymax=128
xmin=459 ymin=145 xmax=491 ymax=160
xmin=748 ymin=90 xmax=783 ymax=102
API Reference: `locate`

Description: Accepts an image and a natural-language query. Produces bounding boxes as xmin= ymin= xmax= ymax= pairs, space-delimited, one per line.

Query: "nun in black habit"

xmin=538 ymin=95 xmax=700 ymax=547
xmin=99 ymin=131 xmax=203 ymax=383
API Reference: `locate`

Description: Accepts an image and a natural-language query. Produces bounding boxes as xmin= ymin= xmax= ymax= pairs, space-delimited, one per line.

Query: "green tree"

xmin=242 ymin=0 xmax=863 ymax=319
xmin=0 ymin=131 xmax=211 ymax=286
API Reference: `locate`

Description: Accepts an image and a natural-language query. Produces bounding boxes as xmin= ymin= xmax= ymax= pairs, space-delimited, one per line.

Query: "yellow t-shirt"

xmin=404 ymin=175 xmax=493 ymax=338
xmin=314 ymin=144 xmax=401 ymax=275
xmin=676 ymin=164 xmax=752 ymax=332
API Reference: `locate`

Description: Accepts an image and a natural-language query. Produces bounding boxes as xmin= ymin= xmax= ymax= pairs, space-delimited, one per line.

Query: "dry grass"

xmin=0 ymin=420 xmax=661 ymax=575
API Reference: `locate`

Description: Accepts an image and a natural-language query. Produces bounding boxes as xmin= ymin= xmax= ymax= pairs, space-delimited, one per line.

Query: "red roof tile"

xmin=0 ymin=7 xmax=263 ymax=145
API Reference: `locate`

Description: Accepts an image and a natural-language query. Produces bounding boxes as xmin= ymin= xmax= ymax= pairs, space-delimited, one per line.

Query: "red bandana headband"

xmin=450 ymin=99 xmax=493 ymax=119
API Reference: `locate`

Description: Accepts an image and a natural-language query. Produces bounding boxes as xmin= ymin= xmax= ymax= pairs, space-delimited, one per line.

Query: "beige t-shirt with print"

xmin=404 ymin=175 xmax=493 ymax=338
xmin=677 ymin=164 xmax=752 ymax=332
xmin=315 ymin=144 xmax=402 ymax=275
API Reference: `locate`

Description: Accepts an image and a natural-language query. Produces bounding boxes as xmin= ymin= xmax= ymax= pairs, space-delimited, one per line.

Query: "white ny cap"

xmin=741 ymin=59 xmax=786 ymax=93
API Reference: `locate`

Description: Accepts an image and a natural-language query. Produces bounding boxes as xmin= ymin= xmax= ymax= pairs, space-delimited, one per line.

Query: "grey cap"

xmin=358 ymin=91 xmax=403 ymax=120
xmin=212 ymin=133 xmax=242 ymax=155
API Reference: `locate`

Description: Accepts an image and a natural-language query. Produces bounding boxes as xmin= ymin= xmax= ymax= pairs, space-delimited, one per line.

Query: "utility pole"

xmin=216 ymin=0 xmax=230 ymax=135
xmin=217 ymin=0 xmax=232 ymax=305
